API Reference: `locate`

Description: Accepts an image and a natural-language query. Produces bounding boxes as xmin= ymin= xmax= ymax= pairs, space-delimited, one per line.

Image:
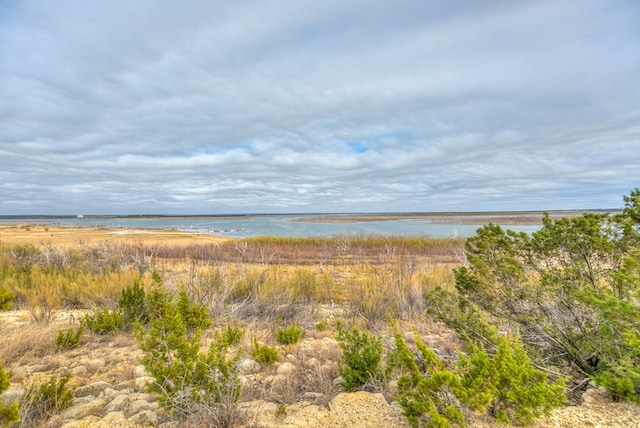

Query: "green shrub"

xmin=0 ymin=365 xmax=20 ymax=428
xmin=0 ymin=287 xmax=14 ymax=311
xmin=435 ymin=192 xmax=640 ymax=402
xmin=83 ymin=308 xmax=124 ymax=334
xmin=20 ymin=375 xmax=73 ymax=427
xmin=55 ymin=324 xmax=84 ymax=351
xmin=315 ymin=319 xmax=327 ymax=331
xmin=390 ymin=328 xmax=463 ymax=428
xmin=488 ymin=337 xmax=566 ymax=425
xmin=251 ymin=338 xmax=279 ymax=365
xmin=335 ymin=322 xmax=385 ymax=391
xmin=136 ymin=290 xmax=242 ymax=427
xmin=176 ymin=289 xmax=211 ymax=331
xmin=390 ymin=328 xmax=565 ymax=427
xmin=275 ymin=322 xmax=303 ymax=345
xmin=118 ymin=279 xmax=147 ymax=326
xmin=215 ymin=318 xmax=245 ymax=348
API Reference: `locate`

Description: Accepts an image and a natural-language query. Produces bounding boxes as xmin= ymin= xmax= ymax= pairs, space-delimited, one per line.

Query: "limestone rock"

xmin=239 ymin=358 xmax=262 ymax=374
xmin=126 ymin=398 xmax=158 ymax=418
xmin=75 ymin=381 xmax=113 ymax=398
xmin=277 ymin=362 xmax=296 ymax=375
xmin=134 ymin=376 xmax=155 ymax=392
xmin=128 ymin=409 xmax=158 ymax=426
xmin=61 ymin=397 xmax=107 ymax=421
xmin=133 ymin=364 xmax=149 ymax=378
xmin=0 ymin=385 xmax=24 ymax=406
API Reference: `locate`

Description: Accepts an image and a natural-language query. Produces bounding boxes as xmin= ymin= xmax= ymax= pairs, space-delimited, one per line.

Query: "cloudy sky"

xmin=1 ymin=0 xmax=639 ymax=215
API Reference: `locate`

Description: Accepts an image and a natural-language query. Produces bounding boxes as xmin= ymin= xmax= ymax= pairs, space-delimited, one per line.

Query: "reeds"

xmin=0 ymin=236 xmax=460 ymax=325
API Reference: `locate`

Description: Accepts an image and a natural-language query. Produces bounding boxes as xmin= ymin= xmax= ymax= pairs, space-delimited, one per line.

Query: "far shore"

xmin=290 ymin=209 xmax=616 ymax=225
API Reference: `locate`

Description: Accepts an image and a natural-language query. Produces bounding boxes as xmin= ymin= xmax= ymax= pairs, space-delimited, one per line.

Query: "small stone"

xmin=70 ymin=366 xmax=88 ymax=378
xmin=277 ymin=362 xmax=296 ymax=375
xmin=61 ymin=397 xmax=107 ymax=420
xmin=101 ymin=393 xmax=130 ymax=414
xmin=272 ymin=374 xmax=288 ymax=389
xmin=1 ymin=385 xmax=24 ymax=406
xmin=126 ymin=398 xmax=158 ymax=418
xmin=87 ymin=359 xmax=106 ymax=370
xmin=333 ymin=376 xmax=344 ymax=386
xmin=128 ymin=409 xmax=158 ymax=426
xmin=101 ymin=411 xmax=128 ymax=424
xmin=27 ymin=364 xmax=48 ymax=375
xmin=238 ymin=358 xmax=262 ymax=374
xmin=134 ymin=376 xmax=155 ymax=392
xmin=303 ymin=392 xmax=324 ymax=400
xmin=133 ymin=364 xmax=149 ymax=378
xmin=74 ymin=381 xmax=113 ymax=398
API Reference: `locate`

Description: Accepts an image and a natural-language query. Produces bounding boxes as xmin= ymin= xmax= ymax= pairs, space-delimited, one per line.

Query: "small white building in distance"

xmin=77 ymin=214 xmax=84 ymax=219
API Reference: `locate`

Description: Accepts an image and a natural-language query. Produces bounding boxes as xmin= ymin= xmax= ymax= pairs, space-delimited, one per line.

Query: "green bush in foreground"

xmin=335 ymin=322 xmax=386 ymax=391
xmin=445 ymin=192 xmax=640 ymax=402
xmin=0 ymin=365 xmax=20 ymax=428
xmin=390 ymin=328 xmax=565 ymax=427
xmin=136 ymin=286 xmax=241 ymax=427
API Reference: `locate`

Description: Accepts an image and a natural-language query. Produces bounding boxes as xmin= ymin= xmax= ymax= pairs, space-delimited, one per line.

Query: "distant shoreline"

xmin=0 ymin=209 xmax=618 ymax=222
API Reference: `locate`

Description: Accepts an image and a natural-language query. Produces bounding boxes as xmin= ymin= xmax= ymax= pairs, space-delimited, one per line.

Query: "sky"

xmin=1 ymin=0 xmax=639 ymax=215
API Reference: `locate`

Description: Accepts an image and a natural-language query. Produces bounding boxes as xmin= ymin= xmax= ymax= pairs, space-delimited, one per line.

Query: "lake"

xmin=0 ymin=212 xmax=552 ymax=238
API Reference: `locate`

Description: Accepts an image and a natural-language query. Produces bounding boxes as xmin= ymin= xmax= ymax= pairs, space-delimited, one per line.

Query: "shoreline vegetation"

xmin=1 ymin=193 xmax=638 ymax=428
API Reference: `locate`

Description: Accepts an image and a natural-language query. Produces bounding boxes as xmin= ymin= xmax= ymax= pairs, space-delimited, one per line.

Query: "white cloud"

xmin=1 ymin=0 xmax=639 ymax=214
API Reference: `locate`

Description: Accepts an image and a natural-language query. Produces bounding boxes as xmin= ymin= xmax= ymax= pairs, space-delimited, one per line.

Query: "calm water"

xmin=1 ymin=215 xmax=542 ymax=238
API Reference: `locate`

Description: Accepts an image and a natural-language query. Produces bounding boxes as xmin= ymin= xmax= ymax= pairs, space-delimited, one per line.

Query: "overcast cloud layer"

xmin=1 ymin=0 xmax=639 ymax=215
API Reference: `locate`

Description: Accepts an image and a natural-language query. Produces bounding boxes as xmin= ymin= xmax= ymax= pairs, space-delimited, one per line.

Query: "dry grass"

xmin=0 ymin=224 xmax=229 ymax=248
xmin=0 ymin=225 xmax=466 ymax=425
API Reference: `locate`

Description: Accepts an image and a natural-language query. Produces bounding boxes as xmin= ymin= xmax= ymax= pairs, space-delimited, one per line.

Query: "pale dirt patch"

xmin=0 ymin=224 xmax=230 ymax=248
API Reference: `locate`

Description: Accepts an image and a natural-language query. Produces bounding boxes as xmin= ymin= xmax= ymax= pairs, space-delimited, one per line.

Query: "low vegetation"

xmin=0 ymin=189 xmax=638 ymax=427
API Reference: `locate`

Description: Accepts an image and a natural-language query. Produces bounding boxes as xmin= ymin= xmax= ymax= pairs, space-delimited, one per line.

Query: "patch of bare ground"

xmin=2 ymin=309 xmax=638 ymax=428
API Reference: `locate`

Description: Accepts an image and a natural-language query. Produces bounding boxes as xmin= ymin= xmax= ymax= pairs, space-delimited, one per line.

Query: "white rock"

xmin=238 ymin=358 xmax=262 ymax=374
xmin=61 ymin=397 xmax=107 ymax=420
xmin=134 ymin=376 xmax=155 ymax=392
xmin=271 ymin=374 xmax=288 ymax=389
xmin=0 ymin=385 xmax=24 ymax=406
xmin=277 ymin=362 xmax=296 ymax=375
xmin=126 ymin=398 xmax=158 ymax=418
xmin=133 ymin=364 xmax=149 ymax=378
xmin=128 ymin=409 xmax=158 ymax=426
xmin=70 ymin=365 xmax=88 ymax=378
xmin=102 ymin=393 xmax=131 ymax=414
xmin=74 ymin=381 xmax=113 ymax=398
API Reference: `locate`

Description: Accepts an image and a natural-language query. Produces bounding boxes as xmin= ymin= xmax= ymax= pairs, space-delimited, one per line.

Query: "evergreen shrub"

xmin=335 ymin=322 xmax=386 ymax=391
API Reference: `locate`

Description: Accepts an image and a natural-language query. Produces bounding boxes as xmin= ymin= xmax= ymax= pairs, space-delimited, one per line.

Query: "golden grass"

xmin=0 ymin=225 xmax=463 ymax=415
xmin=0 ymin=224 xmax=229 ymax=248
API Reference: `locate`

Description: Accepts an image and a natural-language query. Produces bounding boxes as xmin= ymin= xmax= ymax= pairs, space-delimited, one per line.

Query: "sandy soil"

xmin=0 ymin=224 xmax=229 ymax=247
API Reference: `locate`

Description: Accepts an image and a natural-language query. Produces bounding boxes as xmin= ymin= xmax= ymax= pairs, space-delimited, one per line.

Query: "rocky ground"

xmin=2 ymin=310 xmax=639 ymax=428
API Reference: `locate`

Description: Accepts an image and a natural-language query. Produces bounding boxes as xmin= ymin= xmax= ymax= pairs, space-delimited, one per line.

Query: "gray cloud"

xmin=1 ymin=0 xmax=639 ymax=215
